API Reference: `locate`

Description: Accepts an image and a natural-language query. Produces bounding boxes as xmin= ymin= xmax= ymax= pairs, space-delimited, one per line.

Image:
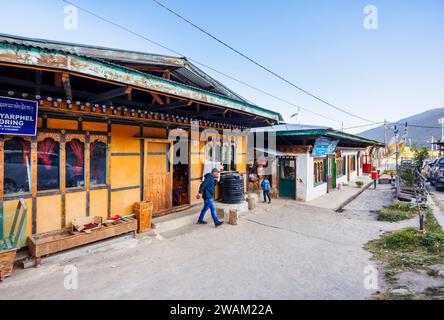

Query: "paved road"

xmin=0 ymin=196 xmax=410 ymax=300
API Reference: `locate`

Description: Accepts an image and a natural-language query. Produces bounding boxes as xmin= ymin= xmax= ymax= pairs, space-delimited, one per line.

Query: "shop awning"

xmin=254 ymin=147 xmax=299 ymax=158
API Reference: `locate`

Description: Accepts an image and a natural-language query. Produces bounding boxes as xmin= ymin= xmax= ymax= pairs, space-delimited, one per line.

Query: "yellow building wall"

xmin=90 ymin=189 xmax=109 ymax=220
xmin=111 ymin=189 xmax=140 ymax=216
xmin=111 ymin=124 xmax=140 ymax=153
xmin=65 ymin=192 xmax=87 ymax=228
xmin=111 ymin=156 xmax=140 ymax=189
xmin=47 ymin=119 xmax=78 ymax=130
xmin=36 ymin=195 xmax=62 ymax=234
xmin=83 ymin=121 xmax=108 ymax=132
xmin=144 ymin=127 xmax=167 ymax=138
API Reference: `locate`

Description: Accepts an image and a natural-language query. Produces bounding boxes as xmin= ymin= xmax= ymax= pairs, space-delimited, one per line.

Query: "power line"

xmin=61 ymin=0 xmax=350 ymax=125
xmin=152 ymin=0 xmax=381 ymax=124
xmin=342 ymin=122 xmax=385 ymax=130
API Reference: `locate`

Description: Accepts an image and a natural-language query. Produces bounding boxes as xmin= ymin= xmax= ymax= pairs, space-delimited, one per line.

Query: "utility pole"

xmin=431 ymin=136 xmax=435 ymax=155
xmin=394 ymin=125 xmax=400 ymax=198
xmin=384 ymin=119 xmax=388 ymax=170
xmin=439 ymin=118 xmax=444 ymax=141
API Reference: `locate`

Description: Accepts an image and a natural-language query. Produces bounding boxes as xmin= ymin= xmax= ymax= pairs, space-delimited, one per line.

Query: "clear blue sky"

xmin=0 ymin=0 xmax=443 ymax=133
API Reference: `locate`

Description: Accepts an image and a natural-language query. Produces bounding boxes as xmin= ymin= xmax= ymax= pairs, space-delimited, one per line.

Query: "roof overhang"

xmin=0 ymin=42 xmax=281 ymax=124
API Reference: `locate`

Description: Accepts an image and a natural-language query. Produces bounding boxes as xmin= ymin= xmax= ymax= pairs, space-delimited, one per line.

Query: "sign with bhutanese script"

xmin=312 ymin=136 xmax=340 ymax=156
xmin=0 ymin=96 xmax=38 ymax=136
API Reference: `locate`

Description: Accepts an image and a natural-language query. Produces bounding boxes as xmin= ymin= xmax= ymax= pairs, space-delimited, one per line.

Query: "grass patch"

xmin=373 ymin=291 xmax=415 ymax=300
xmin=366 ymin=209 xmax=444 ymax=277
xmin=378 ymin=202 xmax=424 ymax=222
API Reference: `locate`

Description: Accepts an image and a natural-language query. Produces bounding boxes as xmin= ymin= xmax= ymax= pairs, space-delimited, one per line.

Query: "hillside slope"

xmin=359 ymin=108 xmax=444 ymax=146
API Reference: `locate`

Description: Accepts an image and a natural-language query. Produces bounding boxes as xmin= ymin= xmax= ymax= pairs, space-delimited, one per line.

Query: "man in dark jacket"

xmin=196 ymin=168 xmax=223 ymax=227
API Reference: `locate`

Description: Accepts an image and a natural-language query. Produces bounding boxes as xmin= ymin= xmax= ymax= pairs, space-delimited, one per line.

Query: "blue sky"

xmin=0 ymin=0 xmax=443 ymax=133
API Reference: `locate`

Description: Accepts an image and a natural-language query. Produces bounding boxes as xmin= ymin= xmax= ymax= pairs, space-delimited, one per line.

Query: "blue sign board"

xmin=312 ymin=137 xmax=339 ymax=156
xmin=0 ymin=96 xmax=38 ymax=136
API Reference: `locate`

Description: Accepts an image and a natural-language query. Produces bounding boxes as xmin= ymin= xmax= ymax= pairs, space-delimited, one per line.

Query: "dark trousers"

xmin=263 ymin=190 xmax=271 ymax=203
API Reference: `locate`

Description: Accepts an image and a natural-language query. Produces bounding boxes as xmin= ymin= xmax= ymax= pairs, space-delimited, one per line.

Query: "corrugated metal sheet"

xmin=0 ymin=41 xmax=282 ymax=123
xmin=0 ymin=33 xmax=247 ymax=103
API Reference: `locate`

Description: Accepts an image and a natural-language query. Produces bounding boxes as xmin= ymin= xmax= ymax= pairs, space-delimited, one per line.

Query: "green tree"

xmin=413 ymin=147 xmax=429 ymax=169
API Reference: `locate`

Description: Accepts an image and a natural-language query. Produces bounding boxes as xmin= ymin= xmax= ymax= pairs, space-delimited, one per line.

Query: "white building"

xmin=248 ymin=125 xmax=384 ymax=202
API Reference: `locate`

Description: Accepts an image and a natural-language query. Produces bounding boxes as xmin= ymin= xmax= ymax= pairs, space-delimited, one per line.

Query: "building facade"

xmin=0 ymin=34 xmax=281 ymax=245
xmin=249 ymin=125 xmax=383 ymax=202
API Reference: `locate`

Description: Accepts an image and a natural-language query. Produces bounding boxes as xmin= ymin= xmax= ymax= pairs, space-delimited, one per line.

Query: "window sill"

xmin=66 ymin=187 xmax=86 ymax=194
xmin=90 ymin=184 xmax=109 ymax=191
xmin=37 ymin=189 xmax=61 ymax=197
xmin=4 ymin=192 xmax=32 ymax=201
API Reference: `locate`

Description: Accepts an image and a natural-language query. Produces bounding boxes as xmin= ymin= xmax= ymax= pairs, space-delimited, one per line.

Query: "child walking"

xmin=261 ymin=177 xmax=271 ymax=204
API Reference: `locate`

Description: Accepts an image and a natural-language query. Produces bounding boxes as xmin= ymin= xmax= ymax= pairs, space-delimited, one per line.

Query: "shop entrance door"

xmin=144 ymin=139 xmax=173 ymax=216
xmin=278 ymin=158 xmax=296 ymax=199
xmin=331 ymin=157 xmax=337 ymax=189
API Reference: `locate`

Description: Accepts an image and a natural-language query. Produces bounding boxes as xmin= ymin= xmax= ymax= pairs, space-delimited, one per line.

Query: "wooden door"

xmin=143 ymin=140 xmax=173 ymax=216
xmin=278 ymin=158 xmax=296 ymax=199
xmin=331 ymin=157 xmax=337 ymax=190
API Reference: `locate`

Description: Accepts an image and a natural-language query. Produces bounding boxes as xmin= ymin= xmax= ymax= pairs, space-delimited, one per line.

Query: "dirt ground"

xmin=0 ymin=186 xmax=418 ymax=300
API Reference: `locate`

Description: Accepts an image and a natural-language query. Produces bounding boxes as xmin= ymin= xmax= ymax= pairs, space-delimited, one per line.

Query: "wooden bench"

xmin=27 ymin=218 xmax=137 ymax=267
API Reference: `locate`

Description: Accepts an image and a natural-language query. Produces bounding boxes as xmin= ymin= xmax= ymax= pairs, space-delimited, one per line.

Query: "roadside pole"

xmin=394 ymin=125 xmax=400 ymax=198
xmin=384 ymin=119 xmax=388 ymax=170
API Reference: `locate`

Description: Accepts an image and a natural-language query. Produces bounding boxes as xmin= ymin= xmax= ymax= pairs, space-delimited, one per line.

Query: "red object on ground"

xmin=371 ymin=171 xmax=378 ymax=180
xmin=109 ymin=215 xmax=122 ymax=221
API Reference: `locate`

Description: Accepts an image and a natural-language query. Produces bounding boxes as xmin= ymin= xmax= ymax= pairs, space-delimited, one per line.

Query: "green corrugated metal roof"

xmin=0 ymin=41 xmax=282 ymax=123
xmin=276 ymin=128 xmax=383 ymax=146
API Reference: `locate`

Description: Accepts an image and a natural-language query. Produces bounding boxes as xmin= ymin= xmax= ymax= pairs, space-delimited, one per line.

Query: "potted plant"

xmin=355 ymin=180 xmax=364 ymax=188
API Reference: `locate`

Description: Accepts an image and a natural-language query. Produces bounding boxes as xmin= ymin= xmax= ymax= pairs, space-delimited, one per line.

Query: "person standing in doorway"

xmin=261 ymin=177 xmax=271 ymax=204
xmin=196 ymin=168 xmax=224 ymax=227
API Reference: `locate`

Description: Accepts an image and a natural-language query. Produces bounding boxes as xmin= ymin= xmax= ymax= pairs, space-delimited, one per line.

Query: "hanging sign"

xmin=312 ymin=136 xmax=339 ymax=156
xmin=0 ymin=96 xmax=38 ymax=136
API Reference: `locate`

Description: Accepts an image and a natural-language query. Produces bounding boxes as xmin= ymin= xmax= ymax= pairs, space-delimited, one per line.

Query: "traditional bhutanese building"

xmin=0 ymin=34 xmax=282 ymax=245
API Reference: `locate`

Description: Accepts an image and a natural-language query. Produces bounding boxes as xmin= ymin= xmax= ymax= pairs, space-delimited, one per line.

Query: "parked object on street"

xmin=355 ymin=180 xmax=364 ymax=188
xmin=134 ymin=201 xmax=154 ymax=233
xmin=216 ymin=208 xmax=227 ymax=220
xmin=247 ymin=195 xmax=256 ymax=210
xmin=0 ymin=199 xmax=28 ymax=281
xmin=228 ymin=210 xmax=239 ymax=225
xmin=27 ymin=217 xmax=137 ymax=267
xmin=221 ymin=173 xmax=245 ymax=204
xmin=72 ymin=216 xmax=102 ymax=233
xmin=421 ymin=159 xmax=436 ymax=181
xmin=0 ymin=248 xmax=17 ymax=281
xmin=430 ymin=156 xmax=444 ymax=190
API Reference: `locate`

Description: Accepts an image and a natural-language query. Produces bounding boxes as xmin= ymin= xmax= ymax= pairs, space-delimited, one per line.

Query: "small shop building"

xmin=248 ymin=124 xmax=384 ymax=201
xmin=0 ymin=34 xmax=282 ymax=247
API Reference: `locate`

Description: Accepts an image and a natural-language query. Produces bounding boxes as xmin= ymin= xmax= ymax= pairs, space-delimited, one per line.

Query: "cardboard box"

xmin=72 ymin=216 xmax=102 ymax=233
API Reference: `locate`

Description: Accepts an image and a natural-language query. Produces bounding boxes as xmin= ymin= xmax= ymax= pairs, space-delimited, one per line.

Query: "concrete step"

xmin=152 ymin=201 xmax=249 ymax=234
xmin=152 ymin=207 xmax=201 ymax=234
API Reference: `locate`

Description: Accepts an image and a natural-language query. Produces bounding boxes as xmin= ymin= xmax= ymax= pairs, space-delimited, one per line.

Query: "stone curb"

xmin=334 ymin=181 xmax=374 ymax=213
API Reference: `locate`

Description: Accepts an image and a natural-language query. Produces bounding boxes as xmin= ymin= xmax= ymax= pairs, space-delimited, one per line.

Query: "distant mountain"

xmin=359 ymin=108 xmax=444 ymax=147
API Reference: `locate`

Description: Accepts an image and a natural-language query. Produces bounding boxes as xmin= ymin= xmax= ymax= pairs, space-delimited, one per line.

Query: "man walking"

xmin=261 ymin=176 xmax=271 ymax=203
xmin=196 ymin=168 xmax=224 ymax=227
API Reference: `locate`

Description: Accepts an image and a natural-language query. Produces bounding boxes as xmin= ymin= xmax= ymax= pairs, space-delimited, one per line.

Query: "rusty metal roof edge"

xmin=0 ymin=41 xmax=281 ymax=122
xmin=0 ymin=33 xmax=248 ymax=103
